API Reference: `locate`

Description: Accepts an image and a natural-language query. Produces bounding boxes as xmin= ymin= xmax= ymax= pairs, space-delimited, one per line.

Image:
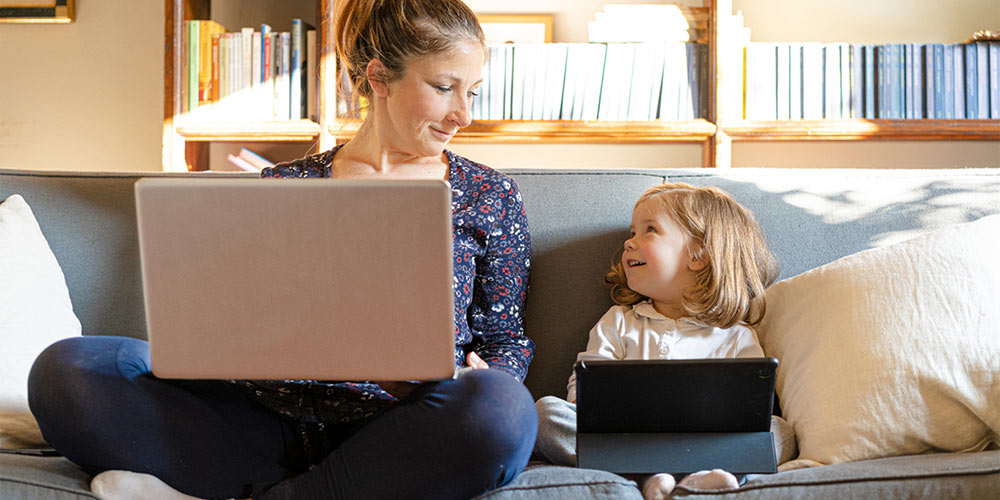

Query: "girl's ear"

xmin=688 ymin=246 xmax=709 ymax=271
xmin=366 ymin=59 xmax=391 ymax=97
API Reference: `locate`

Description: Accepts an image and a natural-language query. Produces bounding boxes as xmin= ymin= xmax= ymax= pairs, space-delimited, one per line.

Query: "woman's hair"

xmin=335 ymin=0 xmax=485 ymax=99
xmin=606 ymin=183 xmax=779 ymax=328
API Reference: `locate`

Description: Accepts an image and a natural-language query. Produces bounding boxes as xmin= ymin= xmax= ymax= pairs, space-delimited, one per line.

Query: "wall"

xmin=0 ymin=0 xmax=996 ymax=172
xmin=0 ymin=0 xmax=162 ymax=172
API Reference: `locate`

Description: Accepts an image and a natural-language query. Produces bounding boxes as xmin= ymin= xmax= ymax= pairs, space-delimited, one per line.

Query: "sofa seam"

xmin=676 ymin=466 xmax=1000 ymax=496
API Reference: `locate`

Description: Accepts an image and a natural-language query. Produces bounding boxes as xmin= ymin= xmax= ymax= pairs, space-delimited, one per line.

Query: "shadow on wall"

xmin=509 ymin=168 xmax=1000 ymax=398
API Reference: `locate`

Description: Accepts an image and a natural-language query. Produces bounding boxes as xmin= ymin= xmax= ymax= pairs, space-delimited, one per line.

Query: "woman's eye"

xmin=469 ymin=90 xmax=480 ymax=98
xmin=435 ymin=86 xmax=452 ymax=93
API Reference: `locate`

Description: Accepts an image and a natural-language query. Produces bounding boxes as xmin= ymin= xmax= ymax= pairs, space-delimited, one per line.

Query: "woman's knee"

xmin=28 ymin=336 xmax=149 ymax=425
xmin=452 ymin=370 xmax=538 ymax=462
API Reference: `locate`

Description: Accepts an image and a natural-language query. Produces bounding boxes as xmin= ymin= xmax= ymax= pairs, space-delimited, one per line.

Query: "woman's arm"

xmin=466 ymin=177 xmax=534 ymax=381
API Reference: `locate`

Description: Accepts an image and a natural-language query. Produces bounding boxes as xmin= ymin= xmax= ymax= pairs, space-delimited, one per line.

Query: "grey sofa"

xmin=2 ymin=167 xmax=999 ymax=499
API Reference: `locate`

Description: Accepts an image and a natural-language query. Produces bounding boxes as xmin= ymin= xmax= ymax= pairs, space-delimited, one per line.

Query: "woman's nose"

xmin=449 ymin=95 xmax=472 ymax=129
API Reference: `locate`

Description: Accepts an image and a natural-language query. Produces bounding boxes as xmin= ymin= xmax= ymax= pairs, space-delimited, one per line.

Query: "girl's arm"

xmin=566 ymin=306 xmax=627 ymax=403
xmin=466 ymin=178 xmax=534 ymax=381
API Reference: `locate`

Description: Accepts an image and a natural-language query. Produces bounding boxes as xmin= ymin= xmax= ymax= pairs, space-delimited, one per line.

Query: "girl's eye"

xmin=646 ymin=225 xmax=656 ymax=233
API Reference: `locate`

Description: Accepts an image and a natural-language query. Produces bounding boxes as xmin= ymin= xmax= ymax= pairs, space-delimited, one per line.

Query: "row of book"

xmin=470 ymin=42 xmax=707 ymax=122
xmin=745 ymin=41 xmax=1000 ymax=120
xmin=180 ymin=19 xmax=316 ymax=122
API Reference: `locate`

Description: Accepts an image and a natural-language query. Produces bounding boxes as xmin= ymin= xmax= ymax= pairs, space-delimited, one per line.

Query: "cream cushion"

xmin=760 ymin=213 xmax=1000 ymax=468
xmin=0 ymin=194 xmax=82 ymax=448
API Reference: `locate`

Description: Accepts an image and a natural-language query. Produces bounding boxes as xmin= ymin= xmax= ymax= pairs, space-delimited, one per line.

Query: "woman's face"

xmin=378 ymin=40 xmax=484 ymax=158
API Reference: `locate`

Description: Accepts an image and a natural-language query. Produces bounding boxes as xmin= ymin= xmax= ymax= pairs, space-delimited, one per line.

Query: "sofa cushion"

xmin=0 ymin=454 xmax=95 ymax=500
xmin=759 ymin=214 xmax=1000 ymax=466
xmin=473 ymin=462 xmax=641 ymax=499
xmin=671 ymin=449 xmax=1000 ymax=499
xmin=0 ymin=195 xmax=82 ymax=448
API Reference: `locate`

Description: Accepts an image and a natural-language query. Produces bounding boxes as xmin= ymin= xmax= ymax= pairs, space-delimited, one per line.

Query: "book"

xmin=911 ymin=44 xmax=923 ymax=119
xmin=924 ymin=45 xmax=935 ymax=119
xmin=503 ymin=44 xmax=514 ymax=120
xmin=802 ymin=43 xmax=823 ymax=119
xmin=226 ymin=154 xmax=260 ymax=172
xmin=990 ymin=42 xmax=1000 ymax=119
xmin=543 ymin=44 xmax=568 ymax=121
xmin=261 ymin=24 xmax=273 ymax=120
xmin=561 ymin=43 xmax=587 ymax=120
xmin=975 ymin=42 xmax=988 ymax=119
xmin=276 ymin=32 xmax=291 ymax=121
xmin=952 ymin=44 xmax=965 ymax=119
xmin=942 ymin=43 xmax=954 ymax=119
xmin=889 ymin=44 xmax=902 ymax=119
xmin=290 ymin=19 xmax=304 ymax=120
xmin=839 ymin=43 xmax=851 ymax=119
xmin=598 ymin=43 xmax=635 ymax=121
xmin=627 ymin=43 xmax=658 ymax=121
xmin=965 ymin=43 xmax=977 ymax=119
xmin=850 ymin=44 xmax=862 ymax=118
xmin=306 ymin=29 xmax=316 ymax=121
xmin=490 ymin=45 xmax=505 ymax=120
xmin=188 ymin=21 xmax=199 ymax=113
xmin=864 ymin=45 xmax=876 ymax=119
xmin=904 ymin=44 xmax=914 ymax=118
xmin=776 ymin=44 xmax=790 ymax=120
xmin=579 ymin=43 xmax=606 ymax=121
xmin=684 ymin=43 xmax=703 ymax=120
xmin=238 ymin=147 xmax=275 ymax=170
xmin=790 ymin=44 xmax=803 ymax=119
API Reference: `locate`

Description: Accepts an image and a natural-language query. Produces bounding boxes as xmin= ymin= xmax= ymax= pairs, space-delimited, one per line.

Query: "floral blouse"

xmin=232 ymin=146 xmax=534 ymax=424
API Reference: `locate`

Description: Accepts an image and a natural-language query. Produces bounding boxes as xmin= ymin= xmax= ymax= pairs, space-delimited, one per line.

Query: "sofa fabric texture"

xmin=1 ymin=167 xmax=999 ymax=499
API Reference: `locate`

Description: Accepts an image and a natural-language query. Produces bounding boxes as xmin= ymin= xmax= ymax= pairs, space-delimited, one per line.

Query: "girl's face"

xmin=377 ymin=40 xmax=484 ymax=158
xmin=622 ymin=198 xmax=703 ymax=318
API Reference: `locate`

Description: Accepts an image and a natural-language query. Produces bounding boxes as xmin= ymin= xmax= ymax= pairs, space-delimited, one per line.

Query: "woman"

xmin=27 ymin=1 xmax=537 ymax=499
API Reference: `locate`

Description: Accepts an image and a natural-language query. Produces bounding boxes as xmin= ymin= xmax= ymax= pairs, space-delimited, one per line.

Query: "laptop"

xmin=134 ymin=177 xmax=456 ymax=381
xmin=575 ymin=358 xmax=778 ymax=474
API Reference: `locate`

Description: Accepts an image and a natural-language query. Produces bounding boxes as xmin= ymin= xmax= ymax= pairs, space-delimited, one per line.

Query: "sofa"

xmin=1 ymin=166 xmax=999 ymax=500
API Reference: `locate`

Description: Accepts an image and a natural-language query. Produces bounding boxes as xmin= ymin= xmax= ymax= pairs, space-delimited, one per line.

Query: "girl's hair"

xmin=335 ymin=0 xmax=485 ymax=99
xmin=606 ymin=183 xmax=779 ymax=328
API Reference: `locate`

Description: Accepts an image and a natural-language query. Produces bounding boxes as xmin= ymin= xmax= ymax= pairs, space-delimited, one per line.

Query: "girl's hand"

xmin=466 ymin=351 xmax=489 ymax=369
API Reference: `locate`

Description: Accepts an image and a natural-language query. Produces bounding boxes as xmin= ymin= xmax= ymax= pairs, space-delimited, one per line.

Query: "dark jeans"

xmin=28 ymin=336 xmax=537 ymax=500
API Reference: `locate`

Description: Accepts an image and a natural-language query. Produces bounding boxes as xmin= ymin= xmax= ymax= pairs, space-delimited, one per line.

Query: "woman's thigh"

xmin=28 ymin=336 xmax=303 ymax=499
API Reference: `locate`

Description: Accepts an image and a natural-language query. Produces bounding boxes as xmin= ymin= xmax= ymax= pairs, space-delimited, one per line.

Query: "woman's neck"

xmin=336 ymin=116 xmax=448 ymax=180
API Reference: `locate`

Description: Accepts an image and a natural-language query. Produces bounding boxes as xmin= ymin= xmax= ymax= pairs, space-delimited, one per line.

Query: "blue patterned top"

xmin=233 ymin=146 xmax=534 ymax=424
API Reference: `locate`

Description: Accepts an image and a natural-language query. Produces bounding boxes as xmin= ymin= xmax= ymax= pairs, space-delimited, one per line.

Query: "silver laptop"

xmin=135 ymin=177 xmax=456 ymax=381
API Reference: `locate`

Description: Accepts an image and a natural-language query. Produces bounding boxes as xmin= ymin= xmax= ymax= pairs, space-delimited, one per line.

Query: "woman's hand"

xmin=466 ymin=351 xmax=489 ymax=369
xmin=373 ymin=381 xmax=420 ymax=399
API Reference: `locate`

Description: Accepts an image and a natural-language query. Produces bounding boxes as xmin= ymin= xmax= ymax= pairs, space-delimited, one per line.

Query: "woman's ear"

xmin=366 ymin=59 xmax=391 ymax=97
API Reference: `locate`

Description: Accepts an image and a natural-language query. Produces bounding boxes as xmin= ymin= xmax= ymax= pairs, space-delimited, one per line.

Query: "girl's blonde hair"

xmin=606 ymin=183 xmax=779 ymax=328
xmin=335 ymin=0 xmax=485 ymax=99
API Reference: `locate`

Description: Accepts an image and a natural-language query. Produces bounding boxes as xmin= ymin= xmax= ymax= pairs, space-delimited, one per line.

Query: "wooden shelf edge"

xmin=328 ymin=119 xmax=717 ymax=144
xmin=175 ymin=120 xmax=322 ymax=142
xmin=724 ymin=120 xmax=1000 ymax=141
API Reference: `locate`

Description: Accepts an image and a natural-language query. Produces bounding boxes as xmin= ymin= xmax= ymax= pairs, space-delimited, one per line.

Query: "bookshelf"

xmin=163 ymin=0 xmax=998 ymax=172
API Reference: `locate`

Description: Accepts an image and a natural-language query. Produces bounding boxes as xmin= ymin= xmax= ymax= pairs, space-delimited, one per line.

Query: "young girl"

xmin=534 ymin=183 xmax=783 ymax=499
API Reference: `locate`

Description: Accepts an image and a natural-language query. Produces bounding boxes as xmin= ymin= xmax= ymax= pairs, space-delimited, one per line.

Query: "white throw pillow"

xmin=760 ymin=213 xmax=1000 ymax=468
xmin=0 ymin=194 xmax=82 ymax=448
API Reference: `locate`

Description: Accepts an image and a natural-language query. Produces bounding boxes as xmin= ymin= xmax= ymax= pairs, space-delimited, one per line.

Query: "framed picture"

xmin=478 ymin=14 xmax=553 ymax=44
xmin=0 ymin=0 xmax=74 ymax=23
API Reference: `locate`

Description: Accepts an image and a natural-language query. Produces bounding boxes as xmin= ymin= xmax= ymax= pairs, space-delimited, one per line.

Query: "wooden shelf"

xmin=328 ymin=119 xmax=717 ymax=144
xmin=724 ymin=120 xmax=1000 ymax=141
xmin=175 ymin=120 xmax=321 ymax=142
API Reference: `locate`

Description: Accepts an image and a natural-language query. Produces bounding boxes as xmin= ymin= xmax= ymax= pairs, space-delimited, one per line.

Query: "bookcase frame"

xmin=163 ymin=0 xmax=999 ymax=172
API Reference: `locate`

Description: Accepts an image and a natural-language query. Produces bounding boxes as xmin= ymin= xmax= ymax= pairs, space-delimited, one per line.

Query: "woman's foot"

xmin=90 ymin=470 xmax=205 ymax=500
xmin=641 ymin=473 xmax=676 ymax=500
xmin=677 ymin=469 xmax=740 ymax=490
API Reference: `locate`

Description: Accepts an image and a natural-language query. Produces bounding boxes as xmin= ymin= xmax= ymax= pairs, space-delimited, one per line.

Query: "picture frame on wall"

xmin=477 ymin=14 xmax=553 ymax=44
xmin=0 ymin=0 xmax=74 ymax=23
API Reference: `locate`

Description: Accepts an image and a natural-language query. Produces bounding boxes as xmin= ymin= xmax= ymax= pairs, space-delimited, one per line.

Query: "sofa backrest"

xmin=3 ymin=167 xmax=1000 ymax=400
xmin=507 ymin=168 xmax=1000 ymax=399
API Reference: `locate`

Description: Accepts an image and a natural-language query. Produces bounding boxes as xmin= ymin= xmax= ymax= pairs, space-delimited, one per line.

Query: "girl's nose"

xmin=624 ymin=237 xmax=636 ymax=250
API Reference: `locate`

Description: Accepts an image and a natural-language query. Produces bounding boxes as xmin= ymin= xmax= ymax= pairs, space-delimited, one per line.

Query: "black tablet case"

xmin=575 ymin=358 xmax=778 ymax=474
